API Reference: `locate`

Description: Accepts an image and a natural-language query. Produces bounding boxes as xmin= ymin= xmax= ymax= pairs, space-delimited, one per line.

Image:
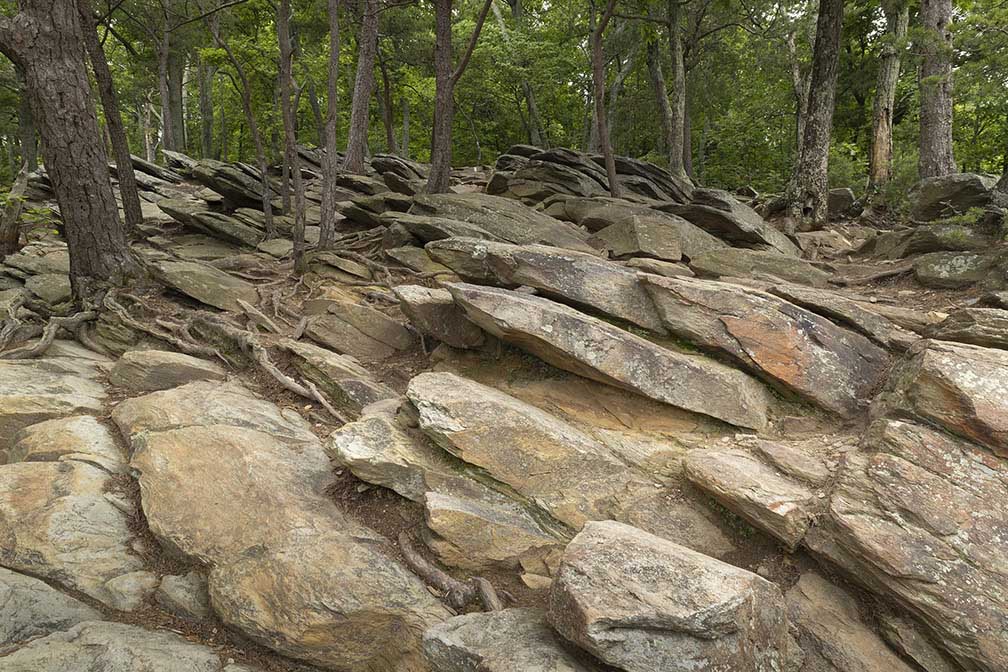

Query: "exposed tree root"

xmin=397 ymin=531 xmax=503 ymax=613
xmin=0 ymin=310 xmax=96 ymax=359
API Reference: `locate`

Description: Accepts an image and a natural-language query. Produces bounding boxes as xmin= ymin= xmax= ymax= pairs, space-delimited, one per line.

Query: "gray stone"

xmin=305 ymin=301 xmax=414 ymax=361
xmin=668 ymin=188 xmax=800 ymax=256
xmin=156 ymin=571 xmax=212 ymax=621
xmin=913 ymin=251 xmax=996 ymax=288
xmin=25 ymin=273 xmax=71 ymax=304
xmin=9 ymin=415 xmax=124 ymax=470
xmin=446 ymin=283 xmax=770 ymax=429
xmin=283 ymin=339 xmax=397 ymax=418
xmin=0 ymin=567 xmax=101 ymax=647
xmin=548 ymin=520 xmax=791 ymax=672
xmin=623 ymin=257 xmax=694 ymax=277
xmin=857 ymin=223 xmax=990 ymax=259
xmin=393 ymin=284 xmax=485 ymax=348
xmin=110 ymin=350 xmax=227 ymax=392
xmin=879 ymin=615 xmax=960 ymax=672
xmin=151 ymin=260 xmax=260 ymax=312
xmin=689 ymin=247 xmax=831 ymax=287
xmin=930 ymin=307 xmax=1008 ymax=349
xmin=827 ymin=187 xmax=857 ymax=219
xmin=909 ymin=173 xmax=996 ymax=221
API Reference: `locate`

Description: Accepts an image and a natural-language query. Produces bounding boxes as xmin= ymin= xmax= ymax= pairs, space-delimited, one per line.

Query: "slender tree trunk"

xmin=198 ymin=61 xmax=216 ymax=159
xmin=306 ymin=81 xmax=325 ymax=147
xmin=646 ymin=41 xmax=674 ymax=158
xmin=665 ymin=0 xmax=687 ymax=178
xmin=918 ymin=0 xmax=955 ymax=178
xmin=15 ymin=67 xmax=37 ymax=173
xmin=591 ymin=0 xmax=621 ymax=197
xmin=319 ymin=0 xmax=342 ymax=249
xmin=0 ymin=0 xmax=136 ymax=301
xmin=785 ymin=28 xmax=811 ymax=155
xmin=143 ymin=98 xmax=156 ymax=161
xmin=682 ymin=98 xmax=693 ymax=177
xmin=0 ymin=163 xmax=28 ymax=256
xmin=604 ymin=44 xmax=637 ymax=142
xmin=401 ymin=96 xmax=410 ymax=158
xmin=378 ymin=56 xmax=399 ymax=153
xmin=343 ymin=0 xmax=379 ymax=173
xmin=278 ymin=0 xmax=306 ymax=271
xmin=167 ymin=50 xmax=186 ymax=151
xmin=868 ymin=0 xmax=908 ymax=194
xmin=157 ymin=21 xmax=176 ymax=152
xmin=492 ymin=0 xmax=544 ymax=147
xmin=79 ymin=0 xmax=143 ymax=233
xmin=786 ymin=0 xmax=843 ymax=228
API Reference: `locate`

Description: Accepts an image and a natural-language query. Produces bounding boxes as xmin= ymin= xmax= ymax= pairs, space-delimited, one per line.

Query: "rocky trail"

xmin=1 ymin=146 xmax=1006 ymax=671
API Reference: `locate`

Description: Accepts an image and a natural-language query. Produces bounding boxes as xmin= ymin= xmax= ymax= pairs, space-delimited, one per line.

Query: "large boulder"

xmin=930 ymin=307 xmax=1008 ymax=349
xmin=642 ymin=275 xmax=889 ymax=416
xmin=665 ymin=188 xmax=800 ymax=256
xmin=548 ymin=521 xmax=792 ymax=672
xmin=909 ymin=173 xmax=996 ymax=221
xmin=874 ymin=338 xmax=1008 ymax=456
xmin=0 ymin=567 xmax=101 ymax=647
xmin=283 ymin=339 xmax=398 ymax=418
xmin=856 ymin=223 xmax=990 ymax=259
xmin=191 ymin=158 xmax=273 ymax=208
xmin=110 ymin=349 xmax=227 ymax=392
xmin=805 ymin=418 xmax=1008 ymax=672
xmin=151 ymin=259 xmax=260 ymax=312
xmin=688 ymin=247 xmax=831 ymax=287
xmin=393 ymin=284 xmax=485 ymax=348
xmin=445 ymin=283 xmax=770 ymax=429
xmin=590 ymin=211 xmax=726 ymax=261
xmin=305 ymin=300 xmax=414 ymax=361
xmin=9 ymin=415 xmax=124 ymax=471
xmin=422 ymin=608 xmax=601 ymax=672
xmin=913 ymin=251 xmax=1003 ymax=289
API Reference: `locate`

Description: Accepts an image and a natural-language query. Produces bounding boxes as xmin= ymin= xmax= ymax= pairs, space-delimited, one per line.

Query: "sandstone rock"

xmin=0 ymin=567 xmax=101 ymax=647
xmin=382 ymin=210 xmax=503 ymax=243
xmin=913 ymin=251 xmax=996 ymax=288
xmin=805 ymin=418 xmax=1008 ymax=672
xmin=3 ymin=245 xmax=70 ymax=276
xmin=393 ymin=284 xmax=485 ymax=348
xmin=283 ymin=340 xmax=397 ymax=418
xmin=667 ymin=188 xmax=800 ymax=256
xmin=25 ymin=273 xmax=71 ymax=304
xmin=423 ymin=608 xmax=600 ymax=672
xmin=151 ymin=259 xmax=259 ymax=312
xmin=306 ymin=301 xmax=414 ymax=361
xmin=827 ymin=187 xmax=856 ymax=219
xmin=689 ymin=247 xmax=831 ymax=287
xmin=110 ymin=349 xmax=226 ymax=392
xmin=909 ymin=173 xmax=996 ymax=221
xmin=684 ymin=448 xmax=821 ymax=549
xmin=857 ymin=223 xmax=990 ymax=259
xmin=384 ymin=245 xmax=454 ymax=276
xmin=156 ymin=571 xmax=212 ymax=621
xmin=192 ymin=158 xmax=273 ymax=208
xmin=879 ymin=615 xmax=960 ymax=672
xmin=105 ymin=570 xmax=160 ymax=611
xmin=930 ymin=307 xmax=1008 ymax=349
xmin=428 ymin=239 xmax=667 ymax=333
xmin=9 ymin=415 xmax=124 ymax=470
xmin=548 ymin=520 xmax=791 ymax=672
xmin=511 ymin=159 xmax=609 ymax=198
xmin=447 ymin=283 xmax=769 ymax=428
xmin=0 ymin=460 xmax=149 ymax=608
xmin=874 ymin=338 xmax=1008 ymax=455
xmin=0 ymin=621 xmax=249 ymax=671
xmin=590 ymin=215 xmax=683 ymax=261
xmin=623 ymin=256 xmax=694 ymax=277
xmin=786 ymin=573 xmax=915 ymax=672
xmin=643 ymin=275 xmax=889 ymax=416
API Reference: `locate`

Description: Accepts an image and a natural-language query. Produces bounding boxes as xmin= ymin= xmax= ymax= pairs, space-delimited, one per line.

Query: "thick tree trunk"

xmin=157 ymin=24 xmax=176 ymax=152
xmin=682 ymin=99 xmax=693 ymax=177
xmin=15 ymin=67 xmax=37 ymax=173
xmin=786 ymin=0 xmax=843 ymax=228
xmin=319 ymin=0 xmax=342 ymax=249
xmin=378 ymin=57 xmax=399 ymax=154
xmin=427 ymin=0 xmax=455 ymax=194
xmin=167 ymin=50 xmax=186 ymax=151
xmin=198 ymin=61 xmax=216 ymax=158
xmin=277 ymin=0 xmax=306 ymax=271
xmin=0 ymin=164 xmax=28 ymax=256
xmin=867 ymin=0 xmax=908 ymax=194
xmin=343 ymin=0 xmax=379 ymax=173
xmin=665 ymin=0 xmax=687 ymax=178
xmin=646 ymin=41 xmax=674 ymax=157
xmin=591 ymin=0 xmax=621 ymax=197
xmin=918 ymin=0 xmax=955 ymax=178
xmin=0 ymin=0 xmax=135 ymax=301
xmin=785 ymin=29 xmax=811 ymax=155
xmin=79 ymin=0 xmax=143 ymax=233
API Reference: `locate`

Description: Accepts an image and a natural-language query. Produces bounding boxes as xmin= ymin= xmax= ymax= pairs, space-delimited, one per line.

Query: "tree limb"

xmin=450 ymin=0 xmax=494 ymax=87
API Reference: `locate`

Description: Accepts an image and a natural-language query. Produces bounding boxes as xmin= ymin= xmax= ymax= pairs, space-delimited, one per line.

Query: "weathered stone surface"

xmin=410 ymin=192 xmax=596 ymax=253
xmin=590 ymin=211 xmax=727 ymax=262
xmin=930 ymin=307 xmax=1008 ymax=349
xmin=0 ymin=357 xmax=107 ymax=448
xmin=3 ymin=245 xmax=70 ymax=276
xmin=857 ymin=223 xmax=990 ymax=259
xmin=623 ymin=256 xmax=694 ymax=277
xmin=827 ymin=187 xmax=856 ymax=219
xmin=384 ymin=245 xmax=454 ymax=276
xmin=423 ymin=608 xmax=600 ymax=672
xmin=590 ymin=215 xmax=683 ymax=261
xmin=445 ymin=283 xmax=770 ymax=429
xmin=429 ymin=239 xmax=666 ymax=333
xmin=382 ymin=210 xmax=502 ymax=243
xmin=913 ymin=251 xmax=996 ymax=288
xmin=548 ymin=521 xmax=791 ymax=672
xmin=689 ymin=247 xmax=832 ymax=287
xmin=152 ymin=260 xmax=259 ymax=312
xmin=0 ymin=567 xmax=101 ymax=647
xmin=393 ymin=284 xmax=485 ymax=348
xmin=9 ymin=415 xmax=123 ymax=469
xmin=156 ymin=571 xmax=212 ymax=621
xmin=306 ymin=300 xmax=414 ymax=361
xmin=805 ymin=418 xmax=1008 ymax=672
xmin=511 ymin=159 xmax=609 ymax=198
xmin=684 ymin=448 xmax=821 ymax=549
xmin=643 ymin=275 xmax=889 ymax=416
xmin=879 ymin=615 xmax=960 ymax=672
xmin=770 ymin=284 xmax=918 ymax=350
xmin=25 ymin=273 xmax=71 ymax=304
xmin=0 ymin=459 xmax=149 ymax=609
xmin=874 ymin=338 xmax=1008 ymax=455
xmin=786 ymin=573 xmax=915 ymax=672
xmin=667 ymin=188 xmax=800 ymax=256
xmin=116 ymin=382 xmax=448 ymax=670
xmin=192 ymin=158 xmax=273 ymax=208
xmin=110 ymin=349 xmax=226 ymax=392
xmin=283 ymin=339 xmax=397 ymax=418
xmin=0 ymin=621 xmax=250 ymax=671
xmin=909 ymin=173 xmax=996 ymax=221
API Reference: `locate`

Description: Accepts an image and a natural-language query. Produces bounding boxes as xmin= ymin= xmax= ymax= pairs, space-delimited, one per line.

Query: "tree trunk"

xmin=492 ymin=0 xmax=544 ymax=147
xmin=378 ymin=56 xmax=399 ymax=154
xmin=682 ymin=98 xmax=693 ymax=177
xmin=142 ymin=98 xmax=156 ymax=161
xmin=319 ymin=0 xmax=342 ymax=249
xmin=277 ymin=0 xmax=306 ymax=271
xmin=79 ymin=0 xmax=143 ymax=233
xmin=867 ymin=0 xmax=908 ymax=194
xmin=343 ymin=0 xmax=379 ymax=173
xmin=15 ymin=67 xmax=37 ymax=173
xmin=604 ymin=44 xmax=637 ymax=142
xmin=167 ymin=49 xmax=186 ymax=151
xmin=198 ymin=61 xmax=216 ymax=158
xmin=646 ymin=41 xmax=674 ymax=157
xmin=591 ymin=0 xmax=620 ymax=197
xmin=0 ymin=163 xmax=28 ymax=256
xmin=157 ymin=21 xmax=176 ymax=152
xmin=918 ymin=0 xmax=955 ymax=178
xmin=786 ymin=0 xmax=843 ymax=228
xmin=665 ymin=0 xmax=687 ymax=178
xmin=785 ymin=28 xmax=811 ymax=155
xmin=306 ymin=81 xmax=325 ymax=147
xmin=401 ymin=96 xmax=410 ymax=158
xmin=0 ymin=0 xmax=135 ymax=301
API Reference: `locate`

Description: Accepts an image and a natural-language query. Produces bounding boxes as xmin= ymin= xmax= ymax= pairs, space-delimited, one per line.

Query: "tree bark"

xmin=15 ymin=67 xmax=37 ymax=173
xmin=0 ymin=0 xmax=136 ymax=301
xmin=867 ymin=0 xmax=908 ymax=194
xmin=306 ymin=80 xmax=325 ymax=147
xmin=665 ymin=0 xmax=687 ymax=178
xmin=401 ymin=96 xmax=410 ymax=158
xmin=646 ymin=41 xmax=674 ymax=157
xmin=0 ymin=163 xmax=28 ymax=256
xmin=785 ymin=28 xmax=811 ymax=154
xmin=157 ymin=19 xmax=176 ymax=152
xmin=277 ymin=0 xmax=306 ymax=271
xmin=167 ymin=49 xmax=186 ymax=151
xmin=591 ymin=0 xmax=621 ymax=197
xmin=319 ymin=0 xmax=342 ymax=249
xmin=918 ymin=0 xmax=955 ymax=178
xmin=786 ymin=0 xmax=843 ymax=229
xmin=79 ymin=0 xmax=143 ymax=234
xmin=343 ymin=0 xmax=379 ymax=173
xmin=492 ymin=0 xmax=544 ymax=147
xmin=198 ymin=60 xmax=216 ymax=159
xmin=426 ymin=0 xmax=494 ymax=193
